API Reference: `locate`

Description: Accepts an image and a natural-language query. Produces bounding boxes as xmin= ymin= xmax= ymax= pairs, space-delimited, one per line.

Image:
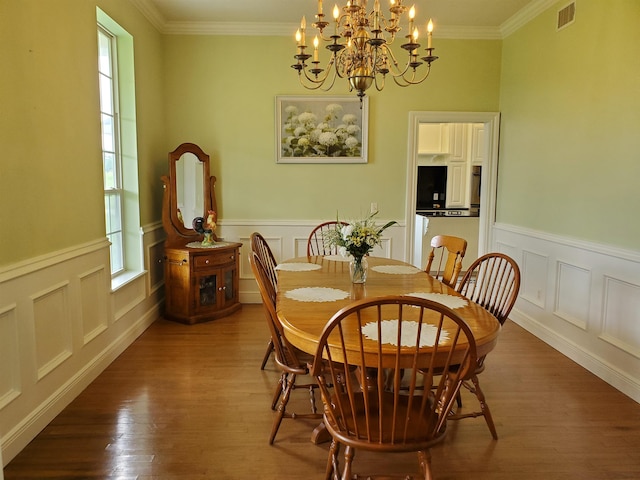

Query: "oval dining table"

xmin=275 ymin=254 xmax=501 ymax=443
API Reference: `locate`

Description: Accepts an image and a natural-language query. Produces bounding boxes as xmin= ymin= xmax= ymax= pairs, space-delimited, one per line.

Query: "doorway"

xmin=404 ymin=112 xmax=501 ymax=266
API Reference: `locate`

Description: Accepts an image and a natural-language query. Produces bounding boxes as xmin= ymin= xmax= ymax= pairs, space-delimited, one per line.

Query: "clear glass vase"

xmin=349 ymin=256 xmax=368 ymax=284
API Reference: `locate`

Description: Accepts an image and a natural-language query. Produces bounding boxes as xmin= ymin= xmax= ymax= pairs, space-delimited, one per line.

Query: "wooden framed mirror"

xmin=161 ymin=143 xmax=217 ymax=246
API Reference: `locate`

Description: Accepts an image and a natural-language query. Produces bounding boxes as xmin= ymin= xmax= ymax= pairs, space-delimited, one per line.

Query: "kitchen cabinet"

xmin=470 ymin=123 xmax=485 ymax=165
xmin=164 ymin=242 xmax=241 ymax=324
xmin=418 ymin=123 xmax=450 ymax=155
xmin=447 ymin=123 xmax=467 ymax=162
xmin=446 ymin=162 xmax=469 ymax=208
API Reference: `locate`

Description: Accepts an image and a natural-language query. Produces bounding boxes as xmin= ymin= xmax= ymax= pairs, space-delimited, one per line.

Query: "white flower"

xmin=346 ymin=124 xmax=361 ymax=135
xmin=338 ymin=246 xmax=348 ymax=257
xmin=310 ymin=129 xmax=322 ymax=142
xmin=294 ymin=126 xmax=307 ymax=137
xmin=297 ymin=112 xmax=317 ymax=125
xmin=343 ymin=113 xmax=357 ymax=124
xmin=285 ymin=105 xmax=298 ymax=115
xmin=326 ymin=103 xmax=343 ymax=116
xmin=345 ymin=136 xmax=359 ymax=148
xmin=298 ymin=137 xmax=310 ymax=146
xmin=319 ymin=131 xmax=339 ymax=146
xmin=341 ymin=224 xmax=354 ymax=239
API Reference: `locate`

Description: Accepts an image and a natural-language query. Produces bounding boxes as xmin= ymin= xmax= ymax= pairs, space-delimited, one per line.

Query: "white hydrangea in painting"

xmin=281 ymin=101 xmax=363 ymax=157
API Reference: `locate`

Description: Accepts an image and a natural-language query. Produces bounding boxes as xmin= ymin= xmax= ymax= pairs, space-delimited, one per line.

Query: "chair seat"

xmin=325 ymin=391 xmax=446 ymax=450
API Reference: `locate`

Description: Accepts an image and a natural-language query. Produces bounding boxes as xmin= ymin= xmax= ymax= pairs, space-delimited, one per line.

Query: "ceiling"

xmin=132 ymin=0 xmax=553 ymax=38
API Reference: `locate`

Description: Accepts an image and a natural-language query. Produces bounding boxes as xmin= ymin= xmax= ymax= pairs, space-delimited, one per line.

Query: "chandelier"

xmin=292 ymin=0 xmax=439 ymax=99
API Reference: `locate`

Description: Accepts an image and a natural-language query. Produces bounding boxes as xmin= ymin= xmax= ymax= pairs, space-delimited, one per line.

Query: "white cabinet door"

xmin=446 ymin=163 xmax=468 ymax=208
xmin=418 ymin=123 xmax=449 ymax=154
xmin=447 ymin=123 xmax=467 ymax=162
xmin=470 ymin=123 xmax=485 ymax=165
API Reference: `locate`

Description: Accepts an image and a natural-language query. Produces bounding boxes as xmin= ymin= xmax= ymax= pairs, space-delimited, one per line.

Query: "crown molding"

xmin=162 ymin=21 xmax=504 ymax=40
xmin=130 ymin=0 xmax=552 ymax=40
xmin=500 ymin=0 xmax=557 ymax=38
xmin=163 ymin=21 xmax=297 ymax=36
xmin=129 ymin=0 xmax=166 ymax=32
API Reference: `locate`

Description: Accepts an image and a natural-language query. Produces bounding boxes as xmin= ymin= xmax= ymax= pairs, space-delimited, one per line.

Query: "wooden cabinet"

xmin=164 ymin=242 xmax=241 ymax=324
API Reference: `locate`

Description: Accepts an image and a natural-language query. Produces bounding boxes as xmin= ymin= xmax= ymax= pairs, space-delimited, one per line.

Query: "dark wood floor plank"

xmin=4 ymin=304 xmax=640 ymax=479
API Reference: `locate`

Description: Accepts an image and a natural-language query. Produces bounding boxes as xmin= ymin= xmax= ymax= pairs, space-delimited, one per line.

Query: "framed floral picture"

xmin=275 ymin=95 xmax=369 ymax=164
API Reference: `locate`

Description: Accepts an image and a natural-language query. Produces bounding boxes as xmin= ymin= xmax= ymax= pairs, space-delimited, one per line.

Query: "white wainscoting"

xmin=215 ymin=219 xmax=406 ymax=305
xmin=0 ymin=223 xmax=166 ymax=465
xmin=493 ymin=223 xmax=640 ymax=403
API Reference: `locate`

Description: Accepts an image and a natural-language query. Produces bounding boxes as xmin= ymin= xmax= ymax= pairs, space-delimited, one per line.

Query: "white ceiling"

xmin=132 ymin=0 xmax=556 ymax=38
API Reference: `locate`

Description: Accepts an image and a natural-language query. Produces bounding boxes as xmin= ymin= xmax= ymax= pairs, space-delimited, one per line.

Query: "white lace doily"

xmin=284 ymin=287 xmax=349 ymax=302
xmin=275 ymin=263 xmax=322 ymax=272
xmin=372 ymin=265 xmax=422 ymax=275
xmin=404 ymin=292 xmax=468 ymax=309
xmin=362 ymin=320 xmax=449 ymax=347
xmin=185 ymin=241 xmax=232 ymax=249
xmin=324 ymin=254 xmax=351 ymax=262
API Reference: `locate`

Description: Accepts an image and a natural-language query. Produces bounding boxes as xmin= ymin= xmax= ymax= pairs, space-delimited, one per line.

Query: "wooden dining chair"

xmin=449 ymin=252 xmax=521 ymax=439
xmin=424 ymin=234 xmax=468 ymax=288
xmin=306 ymin=221 xmax=348 ymax=256
xmin=250 ymin=232 xmax=278 ymax=370
xmin=249 ymin=252 xmax=323 ymax=444
xmin=311 ymin=295 xmax=478 ymax=480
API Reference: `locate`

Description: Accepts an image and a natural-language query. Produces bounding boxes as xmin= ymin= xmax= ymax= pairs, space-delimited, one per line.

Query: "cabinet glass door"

xmin=199 ymin=274 xmax=218 ymax=306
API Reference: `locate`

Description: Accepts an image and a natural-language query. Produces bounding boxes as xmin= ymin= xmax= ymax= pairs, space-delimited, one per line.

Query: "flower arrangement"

xmin=281 ymin=103 xmax=362 ymax=158
xmin=323 ymin=212 xmax=397 ymax=260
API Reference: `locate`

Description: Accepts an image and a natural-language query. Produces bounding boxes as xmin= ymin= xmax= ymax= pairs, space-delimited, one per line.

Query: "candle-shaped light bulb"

xmin=318 ymin=0 xmax=323 ymax=15
xmin=295 ymin=29 xmax=301 ymax=44
xmin=427 ymin=18 xmax=433 ymax=48
xmin=409 ymin=5 xmax=415 ymax=19
xmin=301 ymin=16 xmax=307 ymax=30
xmin=333 ymin=4 xmax=340 ymax=19
xmin=374 ymin=0 xmax=380 ymax=12
xmin=313 ymin=36 xmax=319 ymax=61
xmin=413 ymin=27 xmax=418 ymax=41
xmin=301 ymin=16 xmax=307 ymax=46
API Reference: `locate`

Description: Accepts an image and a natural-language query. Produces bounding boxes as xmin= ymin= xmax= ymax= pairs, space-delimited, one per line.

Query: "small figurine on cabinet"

xmin=205 ymin=210 xmax=217 ymax=232
xmin=192 ymin=210 xmax=217 ymax=246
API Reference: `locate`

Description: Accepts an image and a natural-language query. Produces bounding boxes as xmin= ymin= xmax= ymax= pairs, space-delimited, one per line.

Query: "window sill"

xmin=111 ymin=270 xmax=145 ymax=292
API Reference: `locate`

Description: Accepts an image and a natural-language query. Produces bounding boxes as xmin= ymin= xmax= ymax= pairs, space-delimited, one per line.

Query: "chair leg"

xmin=469 ymin=374 xmax=498 ymax=440
xmin=325 ymin=439 xmax=340 ymax=480
xmin=260 ymin=338 xmax=274 ymax=370
xmin=341 ymin=445 xmax=355 ymax=480
xmin=269 ymin=373 xmax=296 ymax=444
xmin=271 ymin=372 xmax=286 ymax=410
xmin=418 ymin=449 xmax=433 ymax=480
xmin=449 ymin=374 xmax=499 ymax=440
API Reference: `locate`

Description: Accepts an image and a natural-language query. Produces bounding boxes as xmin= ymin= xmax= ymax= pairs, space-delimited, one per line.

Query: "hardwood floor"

xmin=4 ymin=304 xmax=640 ymax=479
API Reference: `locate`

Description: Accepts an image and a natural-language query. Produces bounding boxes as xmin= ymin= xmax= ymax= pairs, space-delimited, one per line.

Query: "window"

xmin=97 ymin=9 xmax=142 ymax=284
xmin=98 ymin=26 xmax=124 ymax=274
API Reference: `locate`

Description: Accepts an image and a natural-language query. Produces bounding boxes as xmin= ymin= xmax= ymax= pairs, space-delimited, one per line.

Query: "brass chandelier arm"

xmin=391 ymin=65 xmax=433 ymax=88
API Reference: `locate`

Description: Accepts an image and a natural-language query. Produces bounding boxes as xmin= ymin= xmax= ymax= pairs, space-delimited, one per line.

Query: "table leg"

xmin=311 ymin=421 xmax=332 ymax=444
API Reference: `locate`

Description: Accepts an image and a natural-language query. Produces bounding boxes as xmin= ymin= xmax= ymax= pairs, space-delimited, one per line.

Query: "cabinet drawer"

xmin=193 ymin=250 xmax=236 ymax=270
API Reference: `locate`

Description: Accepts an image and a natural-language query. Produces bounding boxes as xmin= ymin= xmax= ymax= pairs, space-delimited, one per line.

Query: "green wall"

xmin=0 ymin=0 xmax=166 ymax=267
xmin=162 ymin=36 xmax=502 ymax=221
xmin=498 ymin=0 xmax=640 ymax=249
xmin=7 ymin=0 xmax=634 ymax=268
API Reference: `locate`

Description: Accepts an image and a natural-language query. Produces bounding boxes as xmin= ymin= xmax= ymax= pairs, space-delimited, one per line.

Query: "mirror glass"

xmin=176 ymin=152 xmax=204 ymax=229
